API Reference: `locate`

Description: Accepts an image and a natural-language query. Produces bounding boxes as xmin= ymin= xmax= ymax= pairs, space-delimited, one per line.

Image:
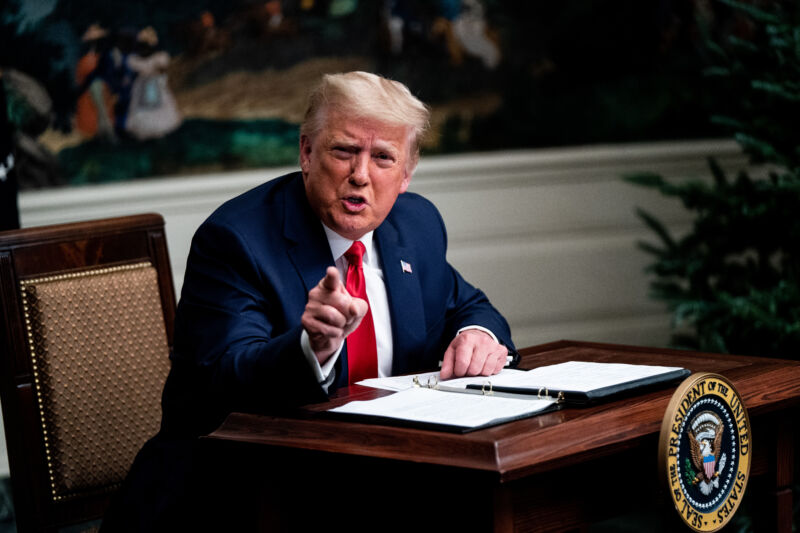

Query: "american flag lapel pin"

xmin=400 ymin=260 xmax=413 ymax=274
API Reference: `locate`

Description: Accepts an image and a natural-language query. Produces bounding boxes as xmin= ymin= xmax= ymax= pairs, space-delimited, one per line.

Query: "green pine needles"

xmin=626 ymin=0 xmax=800 ymax=358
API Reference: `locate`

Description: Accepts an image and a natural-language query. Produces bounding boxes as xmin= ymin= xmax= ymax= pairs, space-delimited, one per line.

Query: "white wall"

xmin=17 ymin=138 xmax=745 ymax=348
xmin=1 ymin=139 xmax=746 ymax=476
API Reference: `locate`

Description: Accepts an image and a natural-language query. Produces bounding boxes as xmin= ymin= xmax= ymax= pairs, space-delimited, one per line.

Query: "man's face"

xmin=300 ymin=111 xmax=413 ymax=240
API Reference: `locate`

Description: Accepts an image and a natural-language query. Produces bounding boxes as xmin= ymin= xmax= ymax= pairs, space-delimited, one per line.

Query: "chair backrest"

xmin=0 ymin=214 xmax=176 ymax=532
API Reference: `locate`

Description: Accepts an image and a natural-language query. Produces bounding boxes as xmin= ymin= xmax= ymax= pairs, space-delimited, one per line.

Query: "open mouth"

xmin=343 ymin=195 xmax=367 ymax=211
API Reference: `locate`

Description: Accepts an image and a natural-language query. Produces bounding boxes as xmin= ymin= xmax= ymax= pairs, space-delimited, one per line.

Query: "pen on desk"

xmin=414 ymin=375 xmax=548 ymax=401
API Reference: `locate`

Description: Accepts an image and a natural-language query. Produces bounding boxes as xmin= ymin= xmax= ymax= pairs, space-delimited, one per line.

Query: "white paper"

xmin=485 ymin=361 xmax=685 ymax=393
xmin=330 ymin=387 xmax=555 ymax=429
xmin=357 ymin=371 xmax=440 ymax=392
xmin=442 ymin=369 xmax=526 ymax=389
xmin=357 ymin=368 xmax=527 ymax=392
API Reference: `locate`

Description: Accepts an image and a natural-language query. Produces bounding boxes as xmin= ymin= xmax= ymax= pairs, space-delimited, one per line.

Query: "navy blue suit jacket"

xmin=160 ymin=171 xmax=516 ymax=437
xmin=102 ymin=171 xmax=517 ymax=532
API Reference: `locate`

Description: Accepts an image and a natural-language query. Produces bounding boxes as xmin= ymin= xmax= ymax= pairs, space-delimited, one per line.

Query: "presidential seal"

xmin=659 ymin=372 xmax=751 ymax=532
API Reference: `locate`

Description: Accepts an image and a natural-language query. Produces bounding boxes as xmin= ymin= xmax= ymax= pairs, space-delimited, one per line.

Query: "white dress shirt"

xmin=301 ymin=224 xmax=498 ymax=385
xmin=301 ymin=226 xmax=393 ymax=382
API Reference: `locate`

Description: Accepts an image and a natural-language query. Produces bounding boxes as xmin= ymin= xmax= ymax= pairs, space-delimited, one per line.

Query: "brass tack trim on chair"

xmin=19 ymin=262 xmax=153 ymax=287
xmin=19 ymin=261 xmax=154 ymax=502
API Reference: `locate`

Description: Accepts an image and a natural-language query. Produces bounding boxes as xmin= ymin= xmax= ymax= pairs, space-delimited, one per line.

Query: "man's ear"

xmin=299 ymin=134 xmax=312 ymax=173
xmin=399 ymin=154 xmax=418 ymax=194
xmin=399 ymin=170 xmax=412 ymax=194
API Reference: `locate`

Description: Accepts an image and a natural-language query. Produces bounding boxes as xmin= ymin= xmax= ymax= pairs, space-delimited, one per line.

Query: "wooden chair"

xmin=0 ymin=214 xmax=176 ymax=532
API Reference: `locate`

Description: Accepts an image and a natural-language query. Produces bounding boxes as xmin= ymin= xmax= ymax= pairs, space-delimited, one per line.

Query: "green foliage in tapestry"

xmin=57 ymin=118 xmax=299 ymax=184
xmin=626 ymin=0 xmax=800 ymax=358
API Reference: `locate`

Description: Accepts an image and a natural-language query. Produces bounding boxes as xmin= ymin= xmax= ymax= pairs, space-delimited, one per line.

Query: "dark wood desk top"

xmin=207 ymin=340 xmax=800 ymax=483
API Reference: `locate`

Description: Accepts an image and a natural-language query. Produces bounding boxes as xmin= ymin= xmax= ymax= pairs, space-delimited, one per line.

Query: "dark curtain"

xmin=0 ymin=81 xmax=20 ymax=231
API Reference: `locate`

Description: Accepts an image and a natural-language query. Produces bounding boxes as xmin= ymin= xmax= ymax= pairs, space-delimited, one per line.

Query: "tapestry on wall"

xmin=1 ymin=0 xmax=732 ymax=188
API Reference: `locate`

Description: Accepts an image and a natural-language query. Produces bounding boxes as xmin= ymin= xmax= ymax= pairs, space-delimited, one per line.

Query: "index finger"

xmin=440 ymin=345 xmax=455 ymax=380
xmin=320 ymin=266 xmax=342 ymax=292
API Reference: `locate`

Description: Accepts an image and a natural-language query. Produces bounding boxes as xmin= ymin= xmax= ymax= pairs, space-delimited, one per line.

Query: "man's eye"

xmin=375 ymin=153 xmax=394 ymax=162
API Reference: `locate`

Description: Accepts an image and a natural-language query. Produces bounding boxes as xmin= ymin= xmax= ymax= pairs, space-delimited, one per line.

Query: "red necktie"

xmin=344 ymin=241 xmax=378 ymax=384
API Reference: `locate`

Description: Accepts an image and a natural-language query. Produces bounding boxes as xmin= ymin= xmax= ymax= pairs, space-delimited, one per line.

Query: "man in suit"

xmin=162 ymin=71 xmax=516 ymax=436
xmin=103 ymin=71 xmax=516 ymax=531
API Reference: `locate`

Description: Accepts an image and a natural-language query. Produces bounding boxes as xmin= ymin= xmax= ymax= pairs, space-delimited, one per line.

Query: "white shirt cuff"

xmin=301 ymin=329 xmax=344 ymax=383
xmin=456 ymin=325 xmax=498 ymax=344
xmin=456 ymin=325 xmax=513 ymax=365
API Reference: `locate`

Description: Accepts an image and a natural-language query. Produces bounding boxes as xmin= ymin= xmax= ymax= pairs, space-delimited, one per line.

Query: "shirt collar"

xmin=321 ymin=224 xmax=375 ymax=266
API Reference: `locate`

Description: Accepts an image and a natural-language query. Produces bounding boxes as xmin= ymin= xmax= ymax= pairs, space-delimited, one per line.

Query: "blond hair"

xmin=301 ymin=71 xmax=430 ymax=165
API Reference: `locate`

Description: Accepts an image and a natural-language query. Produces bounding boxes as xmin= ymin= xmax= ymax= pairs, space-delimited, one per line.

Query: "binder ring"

xmin=538 ymin=387 xmax=549 ymax=399
xmin=481 ymin=381 xmax=493 ymax=395
xmin=412 ymin=375 xmax=439 ymax=389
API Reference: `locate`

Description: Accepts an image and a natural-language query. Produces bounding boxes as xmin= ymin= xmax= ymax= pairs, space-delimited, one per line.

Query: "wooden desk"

xmin=204 ymin=341 xmax=800 ymax=532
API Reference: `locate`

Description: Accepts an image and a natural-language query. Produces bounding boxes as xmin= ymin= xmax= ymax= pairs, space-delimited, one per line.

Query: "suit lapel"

xmin=375 ymin=217 xmax=426 ymax=375
xmin=281 ymin=174 xmax=349 ymax=386
xmin=282 ymin=174 xmax=334 ymax=293
xmin=280 ymin=175 xmax=426 ymax=380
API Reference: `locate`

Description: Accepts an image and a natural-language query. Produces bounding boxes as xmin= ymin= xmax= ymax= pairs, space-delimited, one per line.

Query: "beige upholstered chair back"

xmin=0 ymin=214 xmax=176 ymax=532
xmin=21 ymin=263 xmax=170 ymax=500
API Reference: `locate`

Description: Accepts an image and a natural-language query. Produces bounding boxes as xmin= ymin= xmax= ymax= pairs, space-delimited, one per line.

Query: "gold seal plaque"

xmin=658 ymin=373 xmax=751 ymax=532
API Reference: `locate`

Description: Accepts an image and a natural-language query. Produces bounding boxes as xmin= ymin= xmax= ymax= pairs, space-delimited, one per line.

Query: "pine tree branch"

xmin=716 ymin=0 xmax=782 ymax=24
xmin=634 ymin=208 xmax=677 ymax=251
xmin=626 ymin=0 xmax=800 ymax=357
xmin=707 ymin=157 xmax=729 ymax=188
xmin=751 ymin=80 xmax=800 ymax=101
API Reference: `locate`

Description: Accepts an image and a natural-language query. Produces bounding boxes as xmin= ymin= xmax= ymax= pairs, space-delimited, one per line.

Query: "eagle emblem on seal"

xmin=688 ymin=411 xmax=727 ymax=495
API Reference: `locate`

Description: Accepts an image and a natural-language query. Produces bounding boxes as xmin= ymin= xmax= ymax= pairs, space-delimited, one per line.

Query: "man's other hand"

xmin=440 ymin=329 xmax=506 ymax=380
xmin=301 ymin=266 xmax=368 ymax=363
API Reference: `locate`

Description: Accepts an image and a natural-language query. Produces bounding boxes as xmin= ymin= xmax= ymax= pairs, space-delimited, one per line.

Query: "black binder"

xmin=465 ymin=362 xmax=691 ymax=405
xmin=327 ymin=362 xmax=690 ymax=432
